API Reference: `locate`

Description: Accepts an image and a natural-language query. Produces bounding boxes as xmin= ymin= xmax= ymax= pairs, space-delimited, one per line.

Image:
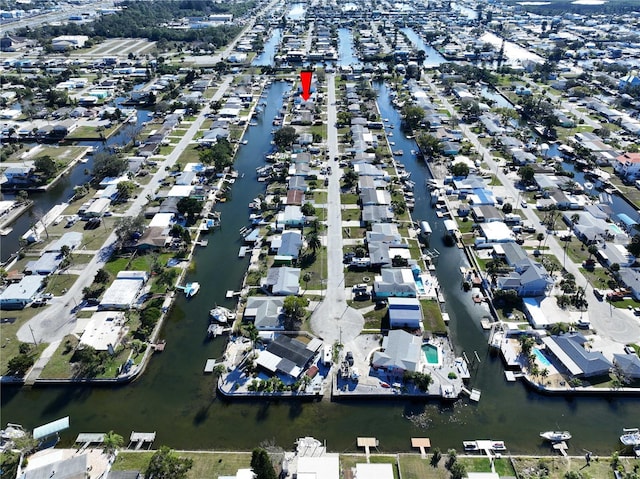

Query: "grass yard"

xmin=112 ymin=451 xmax=253 ymax=479
xmin=39 ymin=335 xmax=78 ymax=379
xmin=0 ymin=307 xmax=48 ymax=374
xmin=341 ymin=193 xmax=359 ymax=204
xmin=300 ymin=248 xmax=327 ymax=290
xmin=420 ymin=299 xmax=447 ymax=335
xmin=363 ymin=306 xmax=388 ymax=330
xmin=341 ymin=208 xmax=361 ymax=222
xmin=511 ymin=455 xmax=636 ymax=479
xmin=313 ymin=191 xmax=328 ymax=204
xmin=178 ymin=144 xmax=203 ymax=164
xmin=343 ymin=227 xmax=367 ymax=240
xmin=343 ymin=269 xmax=374 ymax=288
xmin=43 ymin=274 xmax=78 ymax=296
xmin=341 ymin=455 xmax=399 ymax=479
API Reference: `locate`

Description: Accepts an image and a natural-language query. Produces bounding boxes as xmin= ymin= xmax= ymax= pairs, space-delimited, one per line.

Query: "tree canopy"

xmin=451 ymin=162 xmax=470 ymax=177
xmin=250 ymin=448 xmax=277 ymax=479
xmin=92 ymin=152 xmax=128 ymax=182
xmin=283 ymin=295 xmax=309 ymax=319
xmin=401 ymin=104 xmax=425 ymax=130
xmin=273 ymin=126 xmax=298 ymax=150
xmin=145 ymin=446 xmax=193 ymax=479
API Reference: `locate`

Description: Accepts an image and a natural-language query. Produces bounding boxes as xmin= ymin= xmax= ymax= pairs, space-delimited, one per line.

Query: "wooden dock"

xmin=204 ymin=359 xmax=223 ymax=373
xmin=128 ymin=431 xmax=156 ymax=450
xmin=411 ymin=437 xmax=431 ymax=458
xmin=74 ymin=433 xmax=104 ymax=453
xmin=553 ymin=441 xmax=568 ymax=456
xmin=357 ymin=437 xmax=378 ymax=463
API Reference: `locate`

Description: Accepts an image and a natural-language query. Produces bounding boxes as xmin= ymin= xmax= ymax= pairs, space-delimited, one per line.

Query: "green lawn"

xmin=421 ymin=299 xmax=447 ymax=335
xmin=341 ymin=193 xmax=359 ymax=204
xmin=341 ymin=208 xmax=361 ymax=222
xmin=178 ymin=144 xmax=203 ymax=164
xmin=113 ymin=451 xmax=253 ymax=479
xmin=363 ymin=306 xmax=388 ymax=330
xmin=313 ymin=191 xmax=328 ymax=204
xmin=299 ymin=248 xmax=327 ymax=289
xmin=44 ymin=274 xmax=78 ymax=296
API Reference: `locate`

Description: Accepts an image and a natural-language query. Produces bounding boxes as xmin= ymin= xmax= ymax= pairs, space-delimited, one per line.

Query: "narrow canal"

xmin=400 ymin=28 xmax=447 ymax=68
xmin=337 ymin=28 xmax=357 ymax=67
xmin=252 ymin=28 xmax=282 ymax=66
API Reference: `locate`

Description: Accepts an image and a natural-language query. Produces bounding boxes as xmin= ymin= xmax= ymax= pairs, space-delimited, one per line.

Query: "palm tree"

xmin=587 ymin=244 xmax=598 ymax=260
xmin=537 ymin=233 xmax=545 ymax=251
xmin=243 ymin=322 xmax=260 ymax=351
xmin=102 ymin=430 xmax=124 ymax=456
xmin=302 ymin=272 xmax=311 ymax=291
xmin=306 ymin=231 xmax=321 ymax=255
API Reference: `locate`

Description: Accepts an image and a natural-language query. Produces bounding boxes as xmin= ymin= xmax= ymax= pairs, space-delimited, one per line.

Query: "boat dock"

xmin=204 ymin=359 xmax=224 ymax=373
xmin=357 ymin=437 xmax=379 ymax=463
xmin=462 ymin=386 xmax=481 ymax=402
xmin=411 ymin=437 xmax=431 ymax=458
xmin=74 ymin=433 xmax=105 ymax=453
xmin=238 ymin=246 xmax=249 ymax=257
xmin=552 ymin=441 xmax=568 ymax=456
xmin=128 ymin=431 xmax=156 ymax=450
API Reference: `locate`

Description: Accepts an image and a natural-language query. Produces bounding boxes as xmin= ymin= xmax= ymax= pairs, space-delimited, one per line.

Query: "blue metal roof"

xmin=617 ymin=213 xmax=637 ymax=227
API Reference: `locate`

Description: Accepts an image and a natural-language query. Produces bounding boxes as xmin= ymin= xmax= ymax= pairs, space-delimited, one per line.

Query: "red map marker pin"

xmin=300 ymin=70 xmax=313 ymax=101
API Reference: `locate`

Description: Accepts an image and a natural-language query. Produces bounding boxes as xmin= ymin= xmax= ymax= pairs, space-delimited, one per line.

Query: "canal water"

xmin=337 ymin=28 xmax=358 ymax=67
xmin=2 ymin=80 xmax=639 ymax=455
xmin=1 ymin=108 xmax=153 ymax=262
xmin=400 ymin=28 xmax=447 ymax=68
xmin=252 ymin=28 xmax=282 ymax=66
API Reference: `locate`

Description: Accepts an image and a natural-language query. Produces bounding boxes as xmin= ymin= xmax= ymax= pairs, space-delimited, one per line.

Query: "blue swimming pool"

xmin=533 ymin=348 xmax=551 ymax=367
xmin=422 ymin=343 xmax=440 ymax=365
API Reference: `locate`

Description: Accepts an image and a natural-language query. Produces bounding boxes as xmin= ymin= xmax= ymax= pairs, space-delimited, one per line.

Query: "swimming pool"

xmin=422 ymin=343 xmax=440 ymax=365
xmin=415 ymin=277 xmax=426 ymax=295
xmin=533 ymin=348 xmax=551 ymax=367
xmin=609 ymin=224 xmax=623 ymax=235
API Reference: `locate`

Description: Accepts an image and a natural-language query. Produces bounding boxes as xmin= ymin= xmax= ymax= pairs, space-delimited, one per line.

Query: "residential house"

xmin=541 ymin=333 xmax=612 ymax=378
xmin=613 ymin=354 xmax=640 ymax=379
xmin=286 ymin=189 xmax=305 ymax=206
xmin=243 ymin=297 xmax=285 ymax=330
xmin=277 ymin=205 xmax=306 ymax=229
xmin=263 ymin=266 xmax=301 ymax=296
xmin=371 ymin=329 xmax=423 ymax=374
xmin=613 ymin=152 xmax=640 ymax=179
xmin=496 ymin=257 xmax=553 ymax=297
xmin=388 ymin=297 xmax=423 ymax=329
xmin=99 ymin=271 xmax=147 ymax=310
xmin=374 ymin=268 xmax=417 ymax=298
xmin=278 ymin=230 xmax=303 ymax=260
xmin=0 ymin=275 xmax=43 ymax=310
xmin=255 ymin=334 xmax=322 ymax=379
xmin=362 ymin=205 xmax=394 ymax=225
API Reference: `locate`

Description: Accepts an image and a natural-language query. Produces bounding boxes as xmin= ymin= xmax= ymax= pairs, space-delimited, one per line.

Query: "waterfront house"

xmin=541 ymin=333 xmax=612 ymax=378
xmin=359 ymin=188 xmax=391 ymax=206
xmin=134 ymin=226 xmax=171 ymax=251
xmin=371 ymin=329 xmax=423 ymax=374
xmin=286 ymin=189 xmax=305 ymax=206
xmin=296 ymin=456 xmax=340 ymax=479
xmin=496 ymin=257 xmax=553 ymax=297
xmin=24 ymin=252 xmax=63 ymax=276
xmin=355 ymin=463 xmax=394 ymax=479
xmin=38 ymin=231 xmax=78 ymax=254
xmin=0 ymin=275 xmax=43 ymax=310
xmin=288 ymin=176 xmax=308 ymax=192
xmin=2 ymin=166 xmax=33 ymax=186
xmin=388 ymin=297 xmax=423 ymax=329
xmin=374 ymin=268 xmax=418 ymax=298
xmin=368 ymin=241 xmax=410 ymax=267
xmin=478 ymin=222 xmax=515 ymax=244
xmin=277 ymin=205 xmax=306 ymax=228
xmin=255 ymin=334 xmax=322 ymax=379
xmin=613 ymin=152 xmax=640 ymax=180
xmin=492 ymin=242 xmax=528 ymax=267
xmin=362 ymin=205 xmax=394 ymax=225
xmin=277 ymin=230 xmax=303 ymax=260
xmin=263 ymin=267 xmax=301 ymax=296
xmin=79 ymin=311 xmax=127 ymax=352
xmin=243 ymin=297 xmax=285 ymax=330
xmin=99 ymin=271 xmax=147 ymax=310
xmin=613 ymin=353 xmax=640 ymax=379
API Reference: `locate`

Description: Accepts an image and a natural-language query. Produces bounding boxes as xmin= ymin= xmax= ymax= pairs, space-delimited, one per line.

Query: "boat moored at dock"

xmin=540 ymin=431 xmax=572 ymax=442
xmin=620 ymin=428 xmax=640 ymax=446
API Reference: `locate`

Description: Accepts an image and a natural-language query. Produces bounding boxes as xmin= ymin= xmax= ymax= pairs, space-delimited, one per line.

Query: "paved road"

xmin=17 ymin=76 xmax=233 ymax=349
xmin=422 ymin=75 xmax=640 ymax=345
xmin=310 ymin=74 xmax=364 ymax=346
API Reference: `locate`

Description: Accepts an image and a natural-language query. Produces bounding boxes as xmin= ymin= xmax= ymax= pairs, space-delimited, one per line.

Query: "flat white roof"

xmin=149 ymin=212 xmax=174 ymax=228
xmin=79 ymin=311 xmax=126 ymax=351
xmin=100 ymin=277 xmax=144 ymax=309
xmin=356 ymin=463 xmax=394 ymax=479
xmin=167 ymin=185 xmax=194 ymax=197
xmin=297 ymin=455 xmax=340 ymax=479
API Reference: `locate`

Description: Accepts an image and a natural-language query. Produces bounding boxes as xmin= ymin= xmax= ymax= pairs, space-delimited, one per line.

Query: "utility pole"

xmin=28 ymin=325 xmax=38 ymax=346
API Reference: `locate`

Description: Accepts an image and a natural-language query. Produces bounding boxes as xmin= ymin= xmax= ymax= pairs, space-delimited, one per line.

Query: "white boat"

xmin=184 ymin=282 xmax=200 ymax=298
xmin=540 ymin=431 xmax=571 ymax=442
xmin=209 ymin=306 xmax=234 ymax=323
xmin=620 ymin=428 xmax=640 ymax=446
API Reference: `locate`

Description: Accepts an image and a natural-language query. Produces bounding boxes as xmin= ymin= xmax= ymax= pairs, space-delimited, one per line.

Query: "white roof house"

xmin=84 ymin=197 xmax=111 ymax=217
xmin=79 ymin=311 xmax=127 ymax=351
xmin=371 ymin=329 xmax=423 ymax=373
xmin=0 ymin=275 xmax=43 ymax=310
xmin=355 ymin=463 xmax=394 ymax=479
xmin=167 ymin=185 xmax=194 ymax=198
xmin=149 ymin=212 xmax=174 ymax=228
xmin=99 ymin=272 xmax=147 ymax=310
xmin=296 ymin=455 xmax=340 ymax=479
